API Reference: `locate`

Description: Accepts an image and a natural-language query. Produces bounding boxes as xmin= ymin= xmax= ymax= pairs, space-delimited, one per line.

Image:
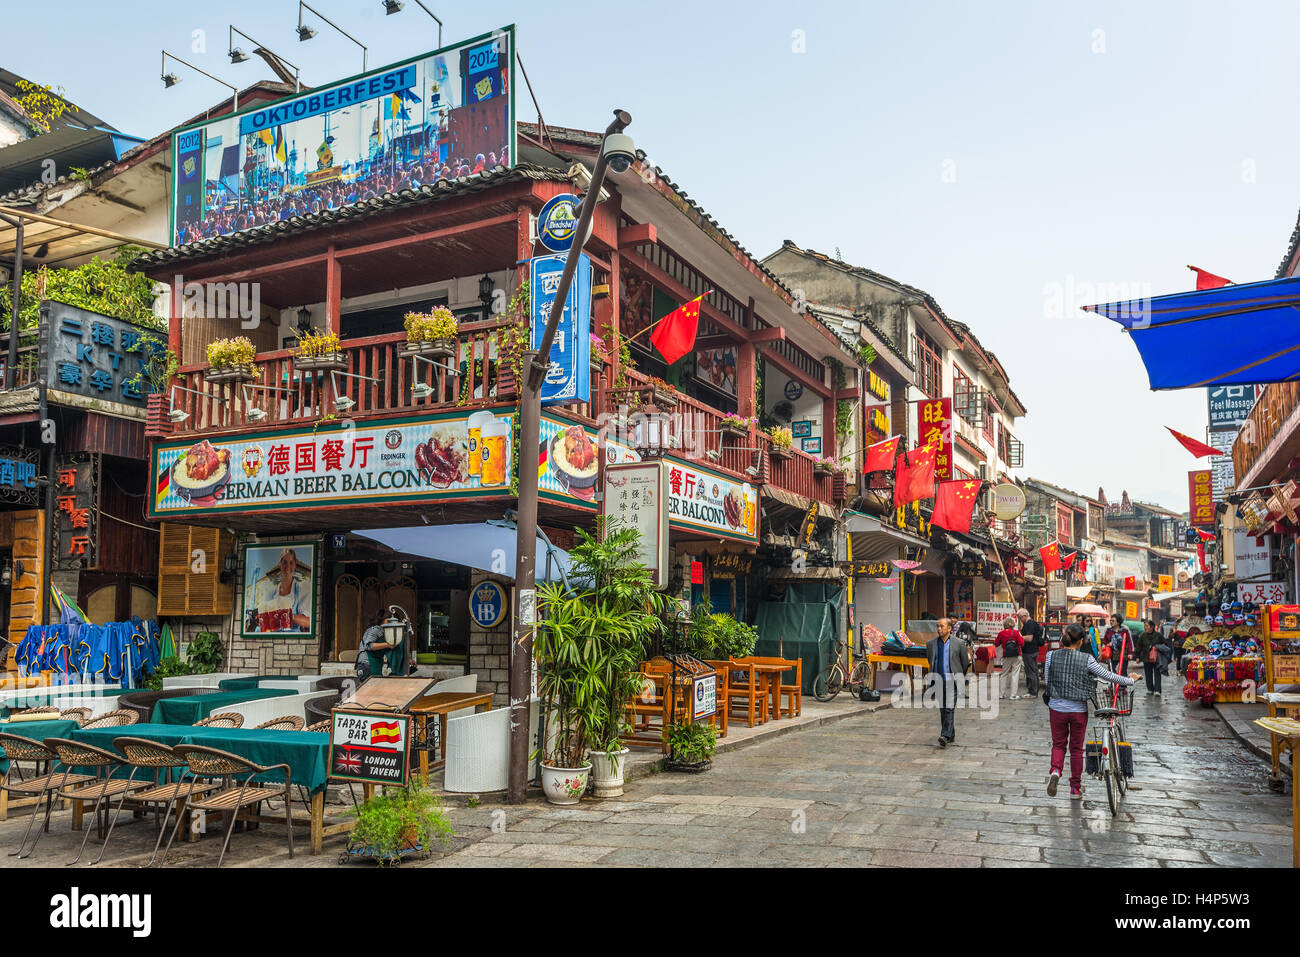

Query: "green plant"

xmin=125 ymin=336 xmax=178 ymax=394
xmin=465 ymin=795 xmax=480 ymax=808
xmin=13 ymin=79 xmax=75 ymax=135
xmin=720 ymin=412 xmax=757 ymax=431
xmin=403 ymin=305 xmax=458 ymax=343
xmin=294 ymin=328 xmax=341 ymax=358
xmin=836 ymin=399 xmax=855 ymax=442
xmin=347 ymin=777 xmax=454 ymax=861
xmin=664 ymin=720 xmax=717 ymax=765
xmin=767 ymin=426 xmax=793 ymax=449
xmin=206 ymin=336 xmax=256 ymax=369
xmin=858 ymin=342 xmax=878 ymax=366
xmin=1 ymin=247 xmax=162 ymax=333
xmin=685 ymin=603 xmax=758 ymax=659
xmin=533 ymin=523 xmax=668 ymax=768
xmin=144 ymin=655 xmax=195 ymax=692
xmin=186 ymin=631 xmax=225 ymax=672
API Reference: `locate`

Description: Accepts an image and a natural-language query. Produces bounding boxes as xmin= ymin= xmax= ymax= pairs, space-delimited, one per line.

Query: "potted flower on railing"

xmin=293 ymin=328 xmax=347 ymax=372
xmin=646 ymin=375 xmax=678 ymax=409
xmin=720 ymin=412 xmax=756 ymax=442
xmin=767 ymin=426 xmax=794 ymax=462
xmin=401 ymin=306 xmax=458 ymax=359
xmin=205 ymin=336 xmax=258 ymax=383
xmin=813 ymin=455 xmax=837 ymax=477
xmin=590 ymin=333 xmax=609 ymax=378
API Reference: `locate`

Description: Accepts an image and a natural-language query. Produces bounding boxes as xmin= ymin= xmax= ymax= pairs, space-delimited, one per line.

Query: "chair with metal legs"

xmin=45 ymin=738 xmax=153 ymax=865
xmin=0 ymin=733 xmax=94 ymax=859
xmin=160 ymin=745 xmax=294 ymax=868
xmin=104 ymin=737 xmax=219 ymax=866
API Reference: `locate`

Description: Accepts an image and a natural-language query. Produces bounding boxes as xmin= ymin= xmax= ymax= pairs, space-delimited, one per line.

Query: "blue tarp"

xmin=1084 ymin=276 xmax=1300 ymax=389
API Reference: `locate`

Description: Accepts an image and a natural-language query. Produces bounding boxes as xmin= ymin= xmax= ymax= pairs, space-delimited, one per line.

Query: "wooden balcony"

xmin=1233 ymin=381 xmax=1300 ymax=488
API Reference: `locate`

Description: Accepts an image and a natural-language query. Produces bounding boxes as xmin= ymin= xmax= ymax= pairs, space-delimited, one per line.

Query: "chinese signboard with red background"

xmin=919 ymin=398 xmax=952 ymax=480
xmin=53 ymin=453 xmax=99 ymax=570
xmin=1188 ymin=469 xmax=1214 ymax=527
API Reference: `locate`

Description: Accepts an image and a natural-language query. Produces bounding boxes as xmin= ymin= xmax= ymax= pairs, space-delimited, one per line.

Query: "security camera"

xmin=602 ymin=132 xmax=636 ymax=174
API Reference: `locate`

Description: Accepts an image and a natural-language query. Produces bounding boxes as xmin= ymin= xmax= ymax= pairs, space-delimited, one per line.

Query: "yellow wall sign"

xmin=1125 ymin=600 xmax=1139 ymax=620
xmin=868 ymin=370 xmax=889 ymax=401
xmin=1157 ymin=575 xmax=1173 ymax=592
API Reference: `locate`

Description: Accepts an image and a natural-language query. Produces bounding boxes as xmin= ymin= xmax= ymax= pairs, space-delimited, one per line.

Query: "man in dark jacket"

xmin=1134 ymin=620 xmax=1170 ymax=696
xmin=1017 ymin=607 xmax=1042 ymax=696
xmin=926 ymin=617 xmax=971 ymax=748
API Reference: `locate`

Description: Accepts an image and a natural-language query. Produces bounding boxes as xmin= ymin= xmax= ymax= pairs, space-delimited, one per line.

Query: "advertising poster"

xmin=530 ymin=252 xmax=592 ymax=406
xmin=919 ymin=397 xmax=953 ymax=480
xmin=664 ymin=458 xmax=758 ymax=542
xmin=537 ymin=414 xmax=639 ymax=506
xmin=976 ymin=601 xmax=1016 ymax=638
xmin=603 ymin=461 xmax=668 ymax=585
xmin=149 ymin=409 xmax=515 ymax=517
xmin=1233 ymin=528 xmax=1272 ymax=581
xmin=241 ymin=541 xmax=316 ymax=639
xmin=1206 ymin=385 xmax=1260 ymax=430
xmin=329 ymin=709 xmax=411 ymax=786
xmin=170 ymin=28 xmax=515 ymax=246
xmin=695 ymin=346 xmax=738 ymax=397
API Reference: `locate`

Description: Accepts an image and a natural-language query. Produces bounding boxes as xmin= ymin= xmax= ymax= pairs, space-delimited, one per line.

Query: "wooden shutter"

xmin=157 ymin=523 xmax=234 ymax=616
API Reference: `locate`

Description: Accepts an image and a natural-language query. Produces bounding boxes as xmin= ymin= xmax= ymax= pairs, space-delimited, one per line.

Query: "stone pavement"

xmin=0 ymin=672 xmax=1290 ymax=866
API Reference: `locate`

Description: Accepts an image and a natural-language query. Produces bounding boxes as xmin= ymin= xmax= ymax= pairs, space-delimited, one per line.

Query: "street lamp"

xmin=478 ymin=274 xmax=494 ymax=316
xmin=161 ymin=51 xmax=239 ymax=111
xmin=295 ymin=1 xmax=367 ymax=71
xmin=382 ymin=0 xmax=443 ymax=48
xmin=508 ymin=109 xmax=633 ymax=804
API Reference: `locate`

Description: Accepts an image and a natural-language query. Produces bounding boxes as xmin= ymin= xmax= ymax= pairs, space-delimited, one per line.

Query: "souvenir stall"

xmin=1180 ymin=600 xmax=1264 ymax=706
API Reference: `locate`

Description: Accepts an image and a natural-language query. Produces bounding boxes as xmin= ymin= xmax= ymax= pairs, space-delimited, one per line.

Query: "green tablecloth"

xmin=217 ymin=675 xmax=283 ymax=692
xmin=152 ymin=688 xmax=294 ymax=725
xmin=0 ymin=719 xmax=83 ymax=774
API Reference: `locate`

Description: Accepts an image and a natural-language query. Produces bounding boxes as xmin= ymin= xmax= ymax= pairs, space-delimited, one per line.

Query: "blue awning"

xmin=352 ymin=521 xmax=571 ymax=585
xmin=1084 ymin=276 xmax=1300 ymax=389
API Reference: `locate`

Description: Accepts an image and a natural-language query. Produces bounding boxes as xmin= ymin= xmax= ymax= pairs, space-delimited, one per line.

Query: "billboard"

xmin=170 ymin=27 xmax=515 ymax=247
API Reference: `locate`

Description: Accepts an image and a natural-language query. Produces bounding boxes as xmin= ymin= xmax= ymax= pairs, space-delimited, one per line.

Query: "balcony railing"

xmin=1234 ymin=381 xmax=1300 ymax=485
xmin=0 ymin=330 xmax=41 ymax=391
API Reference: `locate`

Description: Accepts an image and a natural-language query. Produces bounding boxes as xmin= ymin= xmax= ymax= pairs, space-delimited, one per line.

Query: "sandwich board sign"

xmin=329 ymin=709 xmax=412 ymax=786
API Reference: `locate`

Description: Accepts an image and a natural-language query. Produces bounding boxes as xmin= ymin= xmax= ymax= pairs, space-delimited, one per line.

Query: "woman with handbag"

xmin=1134 ymin=620 xmax=1169 ymax=697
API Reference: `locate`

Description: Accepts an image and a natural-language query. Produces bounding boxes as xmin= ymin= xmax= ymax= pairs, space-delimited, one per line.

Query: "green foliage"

xmin=664 ymin=720 xmax=717 ymax=765
xmin=533 ymin=523 xmax=668 ymax=767
xmin=858 ymin=342 xmax=878 ymax=366
xmin=685 ymin=603 xmax=758 ymax=660
xmin=186 ymin=631 xmax=224 ymax=672
xmin=13 ymin=79 xmax=74 ymax=134
xmin=125 ymin=338 xmax=177 ymax=394
xmin=836 ymin=399 xmax=855 ymax=441
xmin=348 ymin=777 xmax=454 ymax=861
xmin=144 ymin=656 xmax=194 ymax=692
xmin=1 ymin=247 xmax=162 ymax=332
xmin=205 ymin=336 xmax=256 ymax=369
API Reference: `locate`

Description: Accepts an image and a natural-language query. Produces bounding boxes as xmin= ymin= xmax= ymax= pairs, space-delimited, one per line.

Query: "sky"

xmin=8 ymin=0 xmax=1298 ymax=511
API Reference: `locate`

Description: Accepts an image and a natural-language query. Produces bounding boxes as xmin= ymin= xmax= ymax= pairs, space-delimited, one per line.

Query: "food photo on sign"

xmin=241 ymin=542 xmax=316 ymax=638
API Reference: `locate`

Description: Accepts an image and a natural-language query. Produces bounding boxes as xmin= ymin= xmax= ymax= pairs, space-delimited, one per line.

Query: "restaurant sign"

xmin=976 ymin=601 xmax=1016 ymax=638
xmin=665 ymin=458 xmax=758 ymax=543
xmin=43 ymin=302 xmax=160 ymax=409
xmin=329 ymin=709 xmax=412 ymax=787
xmin=919 ymin=397 xmax=953 ymax=480
xmin=1188 ymin=469 xmax=1214 ymax=528
xmin=148 ymin=409 xmax=516 ymax=518
xmin=53 ymin=453 xmax=99 ymax=571
xmin=530 ymin=252 xmax=592 ymax=406
xmin=603 ymin=461 xmax=669 ymax=587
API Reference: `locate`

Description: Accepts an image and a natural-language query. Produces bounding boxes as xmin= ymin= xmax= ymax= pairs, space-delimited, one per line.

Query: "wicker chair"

xmin=109 ymin=737 xmax=220 ymax=866
xmin=13 ymin=706 xmax=59 ymax=716
xmin=0 ymin=733 xmax=95 ymax=859
xmin=254 ymin=715 xmax=304 ymax=731
xmin=304 ymin=693 xmax=341 ymax=726
xmin=160 ymin=745 xmax=295 ymax=868
xmin=45 ymin=738 xmax=154 ymax=864
xmin=193 ymin=713 xmax=244 ymax=729
xmin=59 ymin=707 xmax=92 ymax=725
xmin=80 ymin=710 xmax=139 ymax=730
xmin=118 ymin=687 xmax=222 ymax=725
xmin=304 ymin=720 xmax=331 ymax=733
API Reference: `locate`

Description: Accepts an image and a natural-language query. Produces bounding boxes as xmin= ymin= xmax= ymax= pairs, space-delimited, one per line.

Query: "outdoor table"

xmin=152 ymin=687 xmax=294 ymax=725
xmin=217 ymin=675 xmax=283 ymax=692
xmin=0 ymin=686 xmax=128 ymax=718
xmin=1254 ymin=716 xmax=1300 ymax=867
xmin=865 ymin=653 xmax=929 ymax=696
xmin=746 ymin=662 xmax=788 ymax=723
xmin=408 ymin=692 xmax=495 ymax=777
xmin=0 ymin=718 xmax=83 ymax=820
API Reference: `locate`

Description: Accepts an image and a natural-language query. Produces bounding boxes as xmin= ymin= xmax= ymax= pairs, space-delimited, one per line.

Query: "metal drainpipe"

xmin=38 ymin=380 xmax=54 ymax=627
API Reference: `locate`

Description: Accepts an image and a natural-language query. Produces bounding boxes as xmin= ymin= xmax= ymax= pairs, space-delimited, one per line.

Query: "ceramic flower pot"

xmin=586 ymin=748 xmax=629 ymax=797
xmin=540 ymin=762 xmax=592 ymax=805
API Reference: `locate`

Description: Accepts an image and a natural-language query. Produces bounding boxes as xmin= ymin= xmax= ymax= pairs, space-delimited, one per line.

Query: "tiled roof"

xmin=0 ymin=157 xmax=117 ymax=206
xmin=130 ymin=163 xmax=567 ymax=270
xmin=805 ymin=302 xmax=913 ymax=370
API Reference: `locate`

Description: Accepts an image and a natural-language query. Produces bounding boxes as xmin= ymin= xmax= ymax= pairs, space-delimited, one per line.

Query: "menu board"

xmin=603 ymin=461 xmax=669 ymax=586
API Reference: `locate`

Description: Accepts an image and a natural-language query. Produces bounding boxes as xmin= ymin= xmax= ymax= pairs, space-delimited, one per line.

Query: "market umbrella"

xmin=1068 ymin=602 xmax=1110 ymax=617
xmin=1083 ymin=276 xmax=1300 ymax=389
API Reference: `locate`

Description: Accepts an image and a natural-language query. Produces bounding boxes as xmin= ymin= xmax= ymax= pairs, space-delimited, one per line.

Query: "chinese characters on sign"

xmin=1188 ymin=469 xmax=1214 ymax=528
xmin=53 ymin=454 xmax=98 ymax=570
xmin=949 ymin=559 xmax=988 ymax=578
xmin=45 ymin=304 xmax=159 ymax=407
xmin=849 ymin=562 xmax=893 ymax=578
xmin=1207 ymin=429 xmax=1236 ymax=499
xmin=0 ymin=445 xmax=40 ymax=506
xmin=530 ymin=253 xmax=592 ymax=407
xmin=975 ymin=601 xmax=1016 ymax=638
xmin=919 ymin=397 xmax=952 ymax=480
xmin=1206 ymin=385 xmax=1260 ymax=430
xmin=1237 ymin=581 xmax=1288 ymax=606
xmin=603 ymin=462 xmax=669 ymax=587
xmin=664 ymin=460 xmax=757 ymax=542
xmin=710 ymin=553 xmax=753 ymax=580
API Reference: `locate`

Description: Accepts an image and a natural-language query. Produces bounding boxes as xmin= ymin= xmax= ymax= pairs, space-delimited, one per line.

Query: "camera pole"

xmin=508 ymin=110 xmax=632 ymax=804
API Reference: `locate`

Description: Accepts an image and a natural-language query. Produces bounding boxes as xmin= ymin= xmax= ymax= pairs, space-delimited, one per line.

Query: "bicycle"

xmin=1087 ymin=682 xmax=1134 ymax=817
xmin=813 ymin=638 xmax=871 ymax=702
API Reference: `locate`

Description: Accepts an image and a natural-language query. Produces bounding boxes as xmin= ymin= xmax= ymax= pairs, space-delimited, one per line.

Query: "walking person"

xmin=994 ymin=617 xmax=1025 ymax=699
xmin=1045 ymin=623 xmax=1137 ymax=800
xmin=1134 ymin=619 xmax=1170 ymax=697
xmin=1018 ymin=607 xmax=1042 ymax=696
xmin=1103 ymin=614 xmax=1132 ymax=674
xmin=926 ymin=617 xmax=971 ymax=749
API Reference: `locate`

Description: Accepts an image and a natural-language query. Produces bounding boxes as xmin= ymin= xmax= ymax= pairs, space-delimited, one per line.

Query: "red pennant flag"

xmin=1194 ymin=527 xmax=1216 ymax=542
xmin=1062 ymin=551 xmax=1077 ymax=570
xmin=893 ymin=444 xmax=937 ymax=507
xmin=1166 ymin=427 xmax=1221 ymax=459
xmin=1075 ymin=554 xmax=1088 ymax=576
xmin=649 ymin=293 xmax=706 ymax=365
xmin=931 ymin=479 xmax=981 ymax=534
xmin=862 ymin=436 xmax=900 ymax=474
xmin=1039 ymin=542 xmax=1064 ymax=574
xmin=1188 ymin=265 xmax=1231 ymax=290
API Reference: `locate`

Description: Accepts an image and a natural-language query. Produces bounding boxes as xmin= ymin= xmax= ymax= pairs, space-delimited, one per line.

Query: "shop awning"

xmin=843 ymin=511 xmax=929 ymax=563
xmin=762 ymin=485 xmax=839 ymax=521
xmin=1084 ymin=276 xmax=1300 ymax=389
xmin=352 ymin=521 xmax=572 ymax=584
xmin=1066 ymin=586 xmax=1094 ymax=599
xmin=1152 ymin=588 xmax=1196 ymax=602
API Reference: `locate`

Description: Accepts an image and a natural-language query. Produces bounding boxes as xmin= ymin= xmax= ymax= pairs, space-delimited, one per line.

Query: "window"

xmin=953 ymin=366 xmax=980 ymax=425
xmin=912 ymin=328 xmax=943 ymax=399
xmin=982 ymin=395 xmax=999 ymax=443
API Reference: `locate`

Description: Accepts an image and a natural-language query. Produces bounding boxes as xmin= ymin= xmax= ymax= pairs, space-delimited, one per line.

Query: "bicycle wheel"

xmin=848 ymin=660 xmax=870 ymax=693
xmin=813 ymin=666 xmax=842 ymax=702
xmin=1112 ymin=730 xmax=1127 ymax=798
xmin=1103 ymin=732 xmax=1119 ymax=816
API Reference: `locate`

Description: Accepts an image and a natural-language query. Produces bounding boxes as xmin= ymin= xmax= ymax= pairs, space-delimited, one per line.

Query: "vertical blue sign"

xmin=530 ymin=253 xmax=591 ymax=407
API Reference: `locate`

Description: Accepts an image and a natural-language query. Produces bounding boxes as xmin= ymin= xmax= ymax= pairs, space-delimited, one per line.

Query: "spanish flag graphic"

xmin=370 ymin=720 xmax=401 ymax=745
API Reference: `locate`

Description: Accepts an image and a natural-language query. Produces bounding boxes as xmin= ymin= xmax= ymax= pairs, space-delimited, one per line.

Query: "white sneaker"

xmin=1154 ymin=691 xmax=1161 ymax=697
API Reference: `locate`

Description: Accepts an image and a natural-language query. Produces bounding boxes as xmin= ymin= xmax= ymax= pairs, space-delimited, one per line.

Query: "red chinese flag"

xmin=931 ymin=480 xmax=981 ymax=534
xmin=1062 ymin=551 xmax=1077 ymax=570
xmin=1166 ymin=427 xmax=1221 ymax=459
xmin=862 ymin=436 xmax=900 ymax=474
xmin=649 ymin=293 xmax=705 ymax=365
xmin=1123 ymin=575 xmax=1136 ymax=590
xmin=893 ymin=444 xmax=937 ymax=507
xmin=1194 ymin=527 xmax=1216 ymax=542
xmin=1039 ymin=542 xmax=1063 ymax=574
xmin=1188 ymin=265 xmax=1232 ymax=290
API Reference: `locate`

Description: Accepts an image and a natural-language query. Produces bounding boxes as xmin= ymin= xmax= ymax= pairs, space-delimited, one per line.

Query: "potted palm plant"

xmin=533 ymin=523 xmax=666 ymax=802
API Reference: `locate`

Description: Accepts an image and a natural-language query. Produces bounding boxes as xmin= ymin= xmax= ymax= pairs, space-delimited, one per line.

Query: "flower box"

xmin=206 ymin=364 xmax=256 ymax=384
xmin=651 ymin=387 xmax=678 ymax=409
xmin=768 ymin=445 xmax=792 ymax=463
xmin=814 ymin=462 xmax=834 ymax=477
xmin=293 ymin=352 xmax=348 ymax=372
xmin=720 ymin=423 xmax=750 ymax=442
xmin=400 ymin=340 xmax=457 ymax=359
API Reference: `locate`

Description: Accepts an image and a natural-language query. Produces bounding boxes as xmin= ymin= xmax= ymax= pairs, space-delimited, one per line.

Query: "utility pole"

xmin=508 ymin=109 xmax=632 ymax=804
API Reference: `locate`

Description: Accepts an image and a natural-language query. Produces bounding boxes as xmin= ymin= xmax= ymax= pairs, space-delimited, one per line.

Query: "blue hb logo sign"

xmin=470 ymin=581 xmax=507 ymax=629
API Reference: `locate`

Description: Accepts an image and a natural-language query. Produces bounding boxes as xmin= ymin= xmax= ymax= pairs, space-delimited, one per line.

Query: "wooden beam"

xmin=760 ymin=346 xmax=829 ymax=398
xmin=618 ymin=223 xmax=656 ymax=248
xmin=335 ymin=211 xmax=519 ymax=261
xmin=0 ymin=206 xmax=167 ymax=249
xmin=836 ymin=387 xmax=861 ymax=400
xmin=749 ymin=327 xmax=786 ymax=345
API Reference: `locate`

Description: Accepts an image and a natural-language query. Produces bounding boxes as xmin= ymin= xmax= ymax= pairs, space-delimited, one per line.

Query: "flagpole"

xmin=621 ymin=289 xmax=713 ymax=345
xmin=982 ymin=508 xmax=1015 ymax=604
